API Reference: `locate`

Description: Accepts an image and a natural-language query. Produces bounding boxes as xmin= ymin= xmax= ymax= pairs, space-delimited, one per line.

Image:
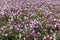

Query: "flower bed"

xmin=0 ymin=0 xmax=60 ymax=40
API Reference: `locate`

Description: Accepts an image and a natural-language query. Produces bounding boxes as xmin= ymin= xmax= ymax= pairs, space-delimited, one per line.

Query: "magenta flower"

xmin=14 ymin=24 xmax=21 ymax=30
xmin=0 ymin=15 xmax=3 ymax=18
xmin=34 ymin=37 xmax=38 ymax=40
xmin=23 ymin=37 xmax=26 ymax=40
xmin=46 ymin=24 xmax=52 ymax=27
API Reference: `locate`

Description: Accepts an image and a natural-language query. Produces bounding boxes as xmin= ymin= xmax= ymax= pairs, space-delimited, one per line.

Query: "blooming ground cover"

xmin=0 ymin=0 xmax=60 ymax=40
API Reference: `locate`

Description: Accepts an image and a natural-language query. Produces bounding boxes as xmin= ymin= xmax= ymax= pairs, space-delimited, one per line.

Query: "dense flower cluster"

xmin=0 ymin=0 xmax=60 ymax=40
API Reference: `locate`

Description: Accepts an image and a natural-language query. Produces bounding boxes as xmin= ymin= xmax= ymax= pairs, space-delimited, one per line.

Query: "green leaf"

xmin=54 ymin=16 xmax=60 ymax=20
xmin=17 ymin=38 xmax=22 ymax=40
xmin=38 ymin=36 xmax=42 ymax=40
xmin=0 ymin=19 xmax=3 ymax=26
xmin=46 ymin=14 xmax=50 ymax=19
xmin=13 ymin=18 xmax=19 ymax=23
xmin=56 ymin=10 xmax=60 ymax=13
xmin=13 ymin=30 xmax=20 ymax=35
xmin=7 ymin=34 xmax=17 ymax=40
xmin=23 ymin=11 xmax=28 ymax=16
xmin=56 ymin=33 xmax=60 ymax=40
xmin=27 ymin=36 xmax=34 ymax=40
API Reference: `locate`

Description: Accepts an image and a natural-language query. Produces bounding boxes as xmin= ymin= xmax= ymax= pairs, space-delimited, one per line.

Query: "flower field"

xmin=0 ymin=0 xmax=60 ymax=40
